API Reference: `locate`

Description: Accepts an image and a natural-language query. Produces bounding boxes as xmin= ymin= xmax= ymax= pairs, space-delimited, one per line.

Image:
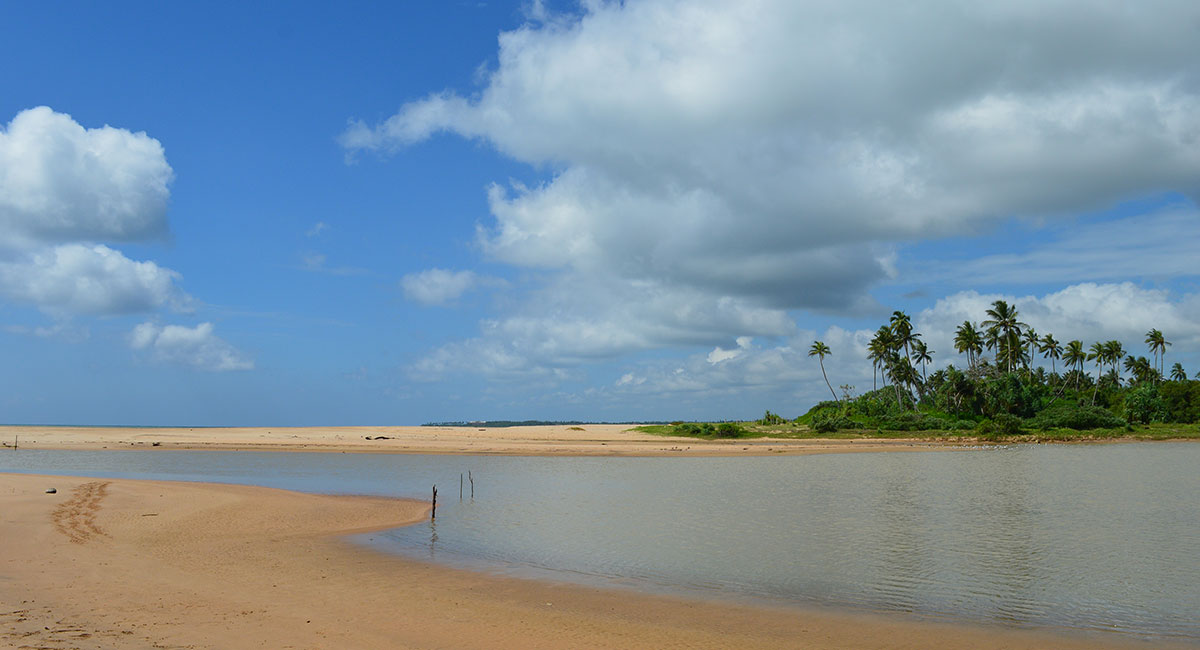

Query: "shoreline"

xmin=0 ymin=423 xmax=992 ymax=457
xmin=2 ymin=472 xmax=1190 ymax=649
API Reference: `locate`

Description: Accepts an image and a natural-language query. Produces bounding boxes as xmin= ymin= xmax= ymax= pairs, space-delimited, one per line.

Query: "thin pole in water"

xmin=468 ymin=471 xmax=474 ymax=499
xmin=460 ymin=473 xmax=463 ymax=500
xmin=431 ymin=485 xmax=437 ymax=520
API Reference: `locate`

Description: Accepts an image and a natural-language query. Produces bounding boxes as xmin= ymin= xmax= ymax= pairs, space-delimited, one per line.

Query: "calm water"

xmin=2 ymin=444 xmax=1198 ymax=640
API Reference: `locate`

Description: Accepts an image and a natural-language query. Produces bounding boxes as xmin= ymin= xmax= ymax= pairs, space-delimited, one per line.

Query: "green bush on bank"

xmin=672 ymin=422 xmax=747 ymax=438
xmin=1027 ymin=404 xmax=1126 ymax=430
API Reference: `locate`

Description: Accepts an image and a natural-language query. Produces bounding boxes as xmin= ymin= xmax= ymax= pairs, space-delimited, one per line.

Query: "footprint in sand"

xmin=51 ymin=481 xmax=110 ymax=544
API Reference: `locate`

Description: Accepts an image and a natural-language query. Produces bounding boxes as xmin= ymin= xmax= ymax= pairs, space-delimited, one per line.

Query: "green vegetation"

xmin=638 ymin=301 xmax=1200 ymax=444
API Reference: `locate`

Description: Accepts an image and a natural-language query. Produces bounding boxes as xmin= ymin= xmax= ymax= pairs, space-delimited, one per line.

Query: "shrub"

xmin=874 ymin=412 xmax=950 ymax=431
xmin=1028 ymin=404 xmax=1126 ymax=430
xmin=1159 ymin=380 xmax=1200 ymax=423
xmin=977 ymin=414 xmax=1023 ymax=438
xmin=810 ymin=412 xmax=856 ymax=433
xmin=715 ymin=422 xmax=745 ymax=438
xmin=1123 ymin=385 xmax=1168 ymax=424
xmin=757 ymin=410 xmax=786 ymax=425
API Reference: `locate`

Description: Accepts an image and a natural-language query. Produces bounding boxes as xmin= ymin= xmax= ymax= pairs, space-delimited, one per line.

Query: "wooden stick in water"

xmin=431 ymin=485 xmax=437 ymax=520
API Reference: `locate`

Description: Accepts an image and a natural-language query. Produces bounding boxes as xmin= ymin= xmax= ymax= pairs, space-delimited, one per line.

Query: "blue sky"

xmin=3 ymin=1 xmax=1199 ymax=425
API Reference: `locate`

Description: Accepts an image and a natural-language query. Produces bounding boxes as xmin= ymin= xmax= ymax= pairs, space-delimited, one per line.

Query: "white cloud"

xmin=0 ymin=106 xmax=172 ymax=249
xmin=306 ymin=221 xmax=328 ymax=237
xmin=347 ymin=0 xmax=1200 ymax=382
xmin=411 ymin=273 xmax=796 ymax=378
xmin=707 ymin=335 xmax=752 ymax=364
xmin=0 ymin=244 xmax=189 ymax=316
xmin=400 ymin=268 xmax=505 ymax=305
xmin=916 ymin=283 xmax=1200 ymax=371
xmin=130 ymin=322 xmax=253 ymax=371
xmin=0 ymin=107 xmax=187 ymax=318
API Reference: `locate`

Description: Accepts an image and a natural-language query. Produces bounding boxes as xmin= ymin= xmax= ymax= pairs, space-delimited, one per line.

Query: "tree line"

xmin=804 ymin=301 xmax=1199 ymax=432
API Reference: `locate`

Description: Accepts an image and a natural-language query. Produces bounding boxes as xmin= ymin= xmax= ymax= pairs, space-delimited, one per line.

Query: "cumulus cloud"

xmin=0 ymin=106 xmax=172 ymax=248
xmin=411 ymin=273 xmax=795 ymax=378
xmin=0 ymin=107 xmax=187 ymax=318
xmin=400 ymin=268 xmax=505 ymax=305
xmin=606 ymin=325 xmax=876 ymax=416
xmin=603 ymin=282 xmax=1200 ymax=413
xmin=915 ymin=283 xmax=1200 ymax=372
xmin=348 ymin=1 xmax=1200 ymax=379
xmin=0 ymin=244 xmax=188 ymax=316
xmin=130 ymin=322 xmax=253 ymax=371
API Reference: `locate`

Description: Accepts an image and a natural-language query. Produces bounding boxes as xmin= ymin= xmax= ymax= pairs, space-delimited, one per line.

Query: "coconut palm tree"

xmin=954 ymin=321 xmax=983 ymax=371
xmin=982 ymin=300 xmax=1026 ymax=372
xmin=1087 ymin=341 xmax=1106 ymax=405
xmin=809 ymin=340 xmax=837 ymax=402
xmin=1171 ymin=362 xmax=1187 ymax=382
xmin=1039 ymin=333 xmax=1062 ymax=375
xmin=1103 ymin=340 xmax=1125 ymax=381
xmin=889 ymin=311 xmax=916 ymax=363
xmin=1064 ymin=340 xmax=1086 ymax=389
xmin=1161 ymin=333 xmax=1172 ymax=375
xmin=1022 ymin=327 xmax=1039 ymax=376
xmin=1124 ymin=355 xmax=1155 ymax=385
xmin=913 ymin=339 xmax=933 ymax=384
xmin=1145 ymin=329 xmax=1162 ymax=376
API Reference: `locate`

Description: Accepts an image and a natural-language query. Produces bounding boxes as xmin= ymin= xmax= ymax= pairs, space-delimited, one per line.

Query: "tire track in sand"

xmin=52 ymin=481 xmax=110 ymax=544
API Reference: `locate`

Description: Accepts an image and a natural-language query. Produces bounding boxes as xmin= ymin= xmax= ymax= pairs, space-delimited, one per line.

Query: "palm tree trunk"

xmin=820 ymin=359 xmax=837 ymax=402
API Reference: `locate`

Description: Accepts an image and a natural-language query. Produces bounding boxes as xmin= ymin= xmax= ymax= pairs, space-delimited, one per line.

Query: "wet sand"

xmin=1 ymin=472 xmax=1189 ymax=649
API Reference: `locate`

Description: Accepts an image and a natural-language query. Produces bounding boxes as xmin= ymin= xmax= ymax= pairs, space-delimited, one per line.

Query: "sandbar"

xmin=1 ymin=472 xmax=1189 ymax=649
xmin=0 ymin=424 xmax=960 ymax=456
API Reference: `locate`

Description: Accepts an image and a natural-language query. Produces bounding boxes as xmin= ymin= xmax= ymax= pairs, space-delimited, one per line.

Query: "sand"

xmin=0 ymin=423 xmax=959 ymax=456
xmin=1 ymin=472 xmax=1190 ymax=649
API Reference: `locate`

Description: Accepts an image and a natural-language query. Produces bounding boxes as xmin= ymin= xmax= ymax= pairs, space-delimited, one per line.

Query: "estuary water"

xmin=2 ymin=443 xmax=1198 ymax=641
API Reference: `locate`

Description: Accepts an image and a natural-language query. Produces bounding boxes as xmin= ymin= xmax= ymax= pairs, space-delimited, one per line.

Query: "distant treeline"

xmin=422 ymin=420 xmax=674 ymax=428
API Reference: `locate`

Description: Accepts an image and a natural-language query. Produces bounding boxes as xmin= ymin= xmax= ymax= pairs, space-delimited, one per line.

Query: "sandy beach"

xmin=1 ymin=470 xmax=1191 ymax=649
xmin=0 ymin=424 xmax=958 ymax=457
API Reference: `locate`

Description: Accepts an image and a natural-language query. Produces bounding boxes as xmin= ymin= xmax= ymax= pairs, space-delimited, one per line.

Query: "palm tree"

xmin=1103 ymin=340 xmax=1125 ymax=382
xmin=982 ymin=300 xmax=1026 ymax=372
xmin=889 ymin=311 xmax=916 ymax=363
xmin=868 ymin=326 xmax=894 ymax=393
xmin=809 ymin=340 xmax=838 ymax=402
xmin=1063 ymin=340 xmax=1086 ymax=390
xmin=913 ymin=339 xmax=933 ymax=384
xmin=1171 ymin=362 xmax=1187 ymax=382
xmin=1124 ymin=355 xmax=1155 ymax=384
xmin=1145 ymin=329 xmax=1162 ymax=376
xmin=954 ymin=321 xmax=983 ymax=371
xmin=1022 ymin=327 xmax=1039 ymax=377
xmin=1161 ymin=333 xmax=1172 ymax=376
xmin=1087 ymin=341 xmax=1106 ymax=405
xmin=1040 ymin=333 xmax=1062 ymax=375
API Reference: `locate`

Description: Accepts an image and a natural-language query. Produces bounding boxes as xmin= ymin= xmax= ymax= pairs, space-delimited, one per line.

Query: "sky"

xmin=2 ymin=1 xmax=1199 ymax=426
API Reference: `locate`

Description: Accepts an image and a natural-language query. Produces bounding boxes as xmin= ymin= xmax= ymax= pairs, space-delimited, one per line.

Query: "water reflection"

xmin=2 ymin=444 xmax=1199 ymax=640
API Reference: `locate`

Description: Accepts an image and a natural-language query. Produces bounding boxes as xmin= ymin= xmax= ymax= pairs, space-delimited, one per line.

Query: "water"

xmin=2 ymin=443 xmax=1198 ymax=640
